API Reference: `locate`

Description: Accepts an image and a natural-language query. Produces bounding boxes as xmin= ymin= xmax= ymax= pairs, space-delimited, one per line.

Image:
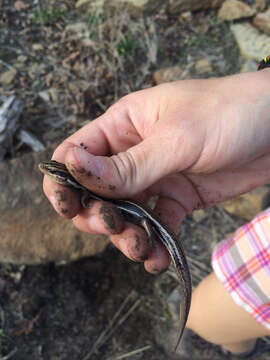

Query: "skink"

xmin=39 ymin=160 xmax=192 ymax=349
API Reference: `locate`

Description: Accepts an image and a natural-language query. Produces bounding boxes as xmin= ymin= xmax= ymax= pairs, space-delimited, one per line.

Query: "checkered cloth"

xmin=212 ymin=208 xmax=270 ymax=331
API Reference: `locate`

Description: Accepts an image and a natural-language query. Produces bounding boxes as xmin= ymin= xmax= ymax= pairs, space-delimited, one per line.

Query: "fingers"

xmin=144 ymin=242 xmax=171 ymax=274
xmin=72 ymin=202 xmax=154 ymax=263
xmin=70 ymin=192 xmax=184 ymax=275
xmin=110 ymin=223 xmax=152 ymax=263
xmin=43 ymin=176 xmax=81 ymax=219
xmin=72 ymin=200 xmax=124 ymax=235
xmin=42 ymin=115 xmax=113 ymax=218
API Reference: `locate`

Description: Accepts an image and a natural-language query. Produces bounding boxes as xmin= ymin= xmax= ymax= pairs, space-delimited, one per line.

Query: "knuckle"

xmin=110 ymin=151 xmax=138 ymax=194
xmin=107 ymin=93 xmax=137 ymax=119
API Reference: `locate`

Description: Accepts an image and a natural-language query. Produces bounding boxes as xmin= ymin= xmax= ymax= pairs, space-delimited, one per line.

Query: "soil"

xmin=0 ymin=208 xmax=244 ymax=360
xmin=0 ymin=1 xmax=269 ymax=359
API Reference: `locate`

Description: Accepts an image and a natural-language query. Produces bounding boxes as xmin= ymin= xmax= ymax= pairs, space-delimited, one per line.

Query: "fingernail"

xmin=73 ymin=147 xmax=106 ymax=178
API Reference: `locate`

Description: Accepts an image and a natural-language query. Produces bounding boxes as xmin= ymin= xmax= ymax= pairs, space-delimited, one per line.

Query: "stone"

xmin=179 ymin=11 xmax=192 ymax=22
xmin=255 ymin=0 xmax=267 ymax=12
xmin=218 ymin=0 xmax=256 ymax=21
xmin=192 ymin=209 xmax=207 ymax=222
xmin=65 ymin=22 xmax=89 ymax=39
xmin=169 ymin=0 xmax=223 ymax=13
xmin=153 ymin=66 xmax=188 ymax=84
xmin=76 ymin=0 xmax=149 ymax=13
xmin=38 ymin=90 xmax=50 ymax=103
xmin=76 ymin=0 xmax=221 ymax=14
xmin=76 ymin=0 xmax=104 ymax=8
xmin=113 ymin=0 xmax=148 ymax=7
xmin=32 ymin=44 xmax=44 ymax=51
xmin=219 ymin=186 xmax=270 ymax=221
xmin=48 ymin=88 xmax=59 ymax=103
xmin=195 ymin=58 xmax=212 ymax=74
xmin=0 ymin=149 xmax=109 ymax=264
xmin=0 ymin=69 xmax=17 ymax=86
xmin=253 ymin=8 xmax=270 ymax=35
xmin=230 ymin=22 xmax=270 ymax=61
xmin=17 ymin=55 xmax=27 ymax=63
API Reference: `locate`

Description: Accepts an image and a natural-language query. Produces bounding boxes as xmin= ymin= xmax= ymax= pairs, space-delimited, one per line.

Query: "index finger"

xmin=42 ymin=116 xmax=111 ymax=218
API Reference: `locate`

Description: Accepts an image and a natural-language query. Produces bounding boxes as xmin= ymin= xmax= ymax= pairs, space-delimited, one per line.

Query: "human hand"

xmin=43 ymin=70 xmax=270 ymax=273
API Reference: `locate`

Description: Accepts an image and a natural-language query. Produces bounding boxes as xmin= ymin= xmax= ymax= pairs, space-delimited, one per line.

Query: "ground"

xmin=0 ymin=0 xmax=269 ymax=359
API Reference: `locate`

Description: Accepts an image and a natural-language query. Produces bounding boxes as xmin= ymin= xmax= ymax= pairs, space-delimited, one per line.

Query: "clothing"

xmin=212 ymin=208 xmax=270 ymax=331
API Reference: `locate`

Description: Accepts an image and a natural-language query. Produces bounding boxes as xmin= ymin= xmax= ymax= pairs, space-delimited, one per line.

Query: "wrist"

xmin=218 ymin=70 xmax=270 ymax=165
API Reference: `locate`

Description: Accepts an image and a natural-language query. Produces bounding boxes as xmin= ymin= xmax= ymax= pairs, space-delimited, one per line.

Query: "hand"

xmin=43 ymin=70 xmax=270 ymax=273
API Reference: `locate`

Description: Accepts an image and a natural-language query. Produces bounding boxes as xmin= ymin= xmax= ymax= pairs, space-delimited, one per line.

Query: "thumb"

xmin=65 ymin=138 xmax=178 ymax=198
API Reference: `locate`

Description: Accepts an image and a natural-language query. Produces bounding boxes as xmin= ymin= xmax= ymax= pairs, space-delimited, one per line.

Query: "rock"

xmin=255 ymin=0 xmax=267 ymax=12
xmin=76 ymin=0 xmax=104 ymax=8
xmin=65 ymin=22 xmax=89 ymax=39
xmin=38 ymin=91 xmax=50 ymax=103
xmin=76 ymin=0 xmax=222 ymax=13
xmin=195 ymin=58 xmax=212 ymax=74
xmin=253 ymin=8 xmax=270 ymax=35
xmin=0 ymin=96 xmax=22 ymax=160
xmin=17 ymin=55 xmax=27 ymax=63
xmin=217 ymin=0 xmax=256 ymax=21
xmin=48 ymin=88 xmax=59 ymax=103
xmin=169 ymin=0 xmax=223 ymax=12
xmin=0 ymin=69 xmax=17 ymax=86
xmin=219 ymin=186 xmax=270 ymax=221
xmin=192 ymin=209 xmax=207 ymax=222
xmin=153 ymin=66 xmax=188 ymax=84
xmin=32 ymin=44 xmax=44 ymax=51
xmin=179 ymin=11 xmax=192 ymax=23
xmin=113 ymin=0 xmax=149 ymax=8
xmin=0 ymin=149 xmax=109 ymax=264
xmin=76 ymin=0 xmax=150 ymax=15
xmin=230 ymin=22 xmax=270 ymax=61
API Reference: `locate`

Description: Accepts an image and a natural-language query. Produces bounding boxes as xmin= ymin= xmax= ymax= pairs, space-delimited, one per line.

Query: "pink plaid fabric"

xmin=212 ymin=208 xmax=270 ymax=331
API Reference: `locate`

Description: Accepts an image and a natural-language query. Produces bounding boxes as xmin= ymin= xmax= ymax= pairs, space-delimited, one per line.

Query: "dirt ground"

xmin=0 ymin=208 xmax=244 ymax=360
xmin=1 ymin=1 xmax=269 ymax=359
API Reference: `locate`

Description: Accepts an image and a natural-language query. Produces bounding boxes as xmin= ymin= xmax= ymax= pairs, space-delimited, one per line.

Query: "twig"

xmin=216 ymin=205 xmax=238 ymax=227
xmin=107 ymin=345 xmax=151 ymax=360
xmin=82 ymin=291 xmax=141 ymax=360
xmin=0 ymin=60 xmax=15 ymax=71
xmin=95 ymin=99 xmax=107 ymax=112
xmin=0 ymin=305 xmax=5 ymax=328
xmin=186 ymin=255 xmax=211 ymax=273
xmin=263 ymin=337 xmax=270 ymax=345
xmin=0 ymin=348 xmax=17 ymax=360
xmin=93 ymin=299 xmax=141 ymax=356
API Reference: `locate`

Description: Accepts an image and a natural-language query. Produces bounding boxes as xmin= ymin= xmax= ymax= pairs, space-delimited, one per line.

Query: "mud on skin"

xmin=126 ymin=233 xmax=150 ymax=262
xmin=54 ymin=189 xmax=69 ymax=215
xmin=68 ymin=162 xmax=117 ymax=193
xmin=99 ymin=203 xmax=124 ymax=234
